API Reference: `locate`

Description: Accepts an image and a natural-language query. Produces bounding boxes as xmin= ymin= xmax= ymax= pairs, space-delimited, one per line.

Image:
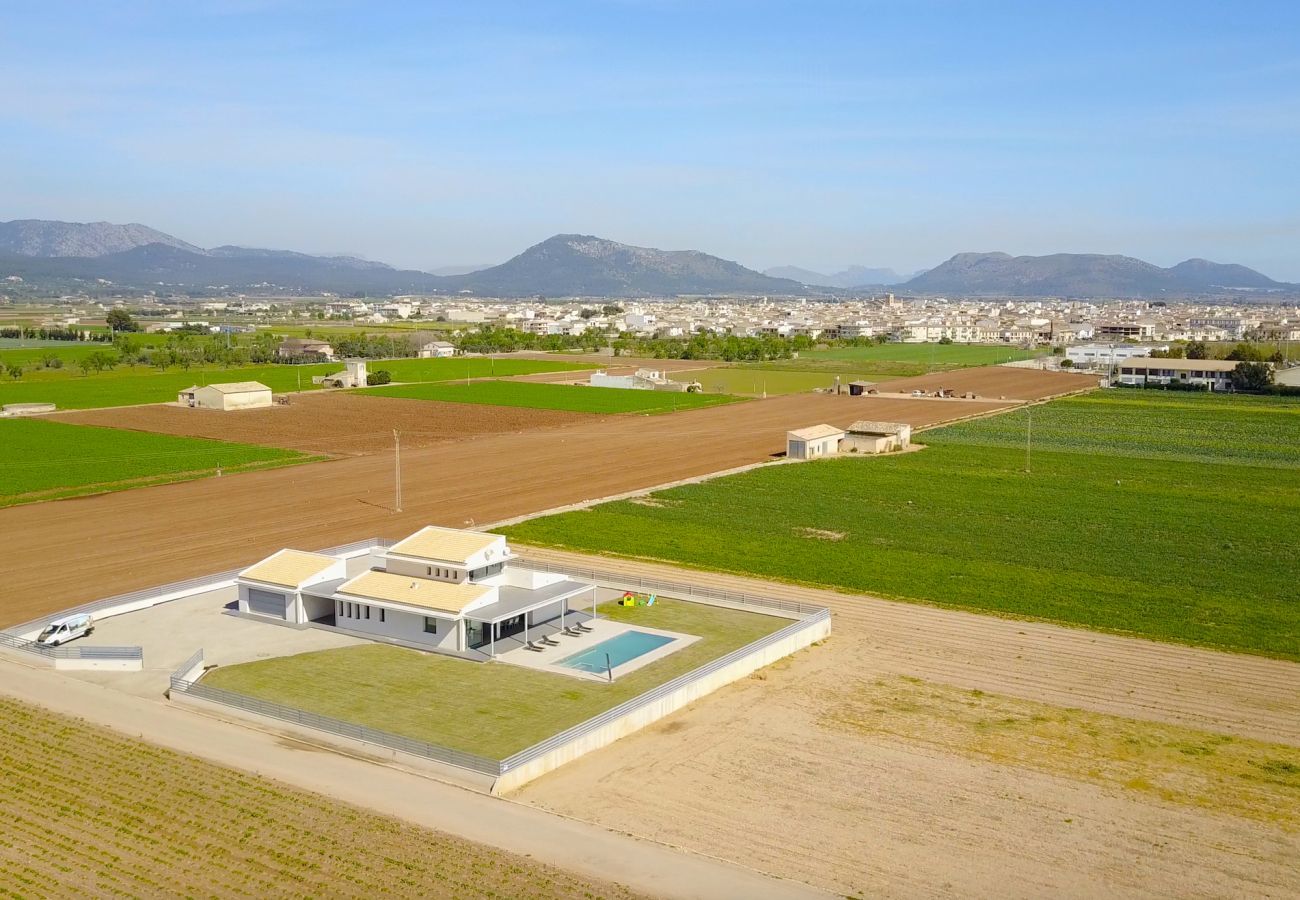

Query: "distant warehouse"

xmin=1115 ymin=358 xmax=1245 ymax=392
xmin=178 ymin=381 xmax=274 ymax=411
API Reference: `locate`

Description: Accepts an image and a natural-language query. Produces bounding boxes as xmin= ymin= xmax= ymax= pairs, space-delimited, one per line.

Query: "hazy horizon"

xmin=3 ymin=1 xmax=1298 ymax=280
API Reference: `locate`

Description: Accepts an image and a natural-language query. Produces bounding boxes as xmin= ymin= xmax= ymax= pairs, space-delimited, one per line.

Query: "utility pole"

xmin=393 ymin=429 xmax=403 ymax=512
xmin=1025 ymin=406 xmax=1033 ymax=474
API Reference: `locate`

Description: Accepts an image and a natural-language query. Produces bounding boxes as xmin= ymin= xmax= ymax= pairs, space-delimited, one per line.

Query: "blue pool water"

xmin=556 ymin=630 xmax=675 ymax=674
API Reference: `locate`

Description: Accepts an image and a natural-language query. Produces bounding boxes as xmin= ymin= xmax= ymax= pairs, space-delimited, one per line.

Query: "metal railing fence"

xmin=0 ymin=630 xmax=142 ymax=661
xmin=513 ymin=557 xmax=823 ymax=617
xmin=169 ymin=604 xmax=829 ymax=778
xmin=170 ymin=676 xmax=504 ymax=776
xmin=499 ymin=609 xmax=829 ymax=772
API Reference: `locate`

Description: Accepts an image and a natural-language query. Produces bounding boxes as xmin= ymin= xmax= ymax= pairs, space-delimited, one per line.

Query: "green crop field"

xmin=503 ymin=391 xmax=1300 ymax=660
xmin=0 ymin=357 xmax=592 ymax=411
xmin=749 ymin=343 xmax=1042 ymax=379
xmin=359 ymin=379 xmax=740 ymax=414
xmin=0 ymin=419 xmax=315 ymax=506
xmin=205 ymin=598 xmax=786 ymax=757
xmin=671 ymin=367 xmax=843 ymax=395
xmin=927 ymin=390 xmax=1300 ymax=468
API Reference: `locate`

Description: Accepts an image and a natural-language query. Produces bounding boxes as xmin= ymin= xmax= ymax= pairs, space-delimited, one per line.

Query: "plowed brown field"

xmin=54 ymin=392 xmax=597 ymax=455
xmin=876 ymin=366 xmax=1099 ymax=400
xmin=0 ymin=390 xmax=1020 ymax=624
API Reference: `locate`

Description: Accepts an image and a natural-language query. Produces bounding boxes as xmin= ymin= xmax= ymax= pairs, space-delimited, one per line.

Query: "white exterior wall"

xmin=788 ymin=435 xmax=839 ymax=459
xmin=385 ymin=558 xmax=469 ymax=582
xmin=194 ymin=387 xmax=273 ymax=410
xmin=334 ymin=600 xmax=463 ymax=652
xmin=590 ymin=372 xmax=651 ymax=390
xmin=841 ymin=434 xmax=894 ymax=454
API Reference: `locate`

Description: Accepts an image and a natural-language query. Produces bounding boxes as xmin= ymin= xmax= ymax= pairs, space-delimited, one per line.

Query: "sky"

xmin=2 ymin=1 xmax=1299 ymax=279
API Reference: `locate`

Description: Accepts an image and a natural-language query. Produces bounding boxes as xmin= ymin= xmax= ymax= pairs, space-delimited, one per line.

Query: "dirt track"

xmin=54 ymin=393 xmax=598 ymax=456
xmin=514 ymin=549 xmax=1300 ymax=899
xmin=0 ymin=390 xmax=1023 ymax=624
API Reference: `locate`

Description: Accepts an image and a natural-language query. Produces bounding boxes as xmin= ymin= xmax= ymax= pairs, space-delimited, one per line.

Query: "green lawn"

xmin=503 ymin=391 xmax=1300 ymax=660
xmin=203 ymin=598 xmax=788 ymax=758
xmin=0 ymin=357 xmax=592 ymax=411
xmin=0 ymin=418 xmax=317 ymax=506
xmin=359 ymin=379 xmax=741 ymax=414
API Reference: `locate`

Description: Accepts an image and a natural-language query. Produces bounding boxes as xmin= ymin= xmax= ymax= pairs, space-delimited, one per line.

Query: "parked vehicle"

xmin=36 ymin=614 xmax=94 ymax=647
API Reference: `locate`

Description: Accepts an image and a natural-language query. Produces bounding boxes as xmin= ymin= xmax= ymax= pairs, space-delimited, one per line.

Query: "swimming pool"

xmin=556 ymin=630 xmax=676 ymax=674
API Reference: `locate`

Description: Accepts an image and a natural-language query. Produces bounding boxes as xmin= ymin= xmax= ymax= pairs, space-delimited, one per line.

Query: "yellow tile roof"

xmin=337 ymin=570 xmax=492 ymax=616
xmin=387 ymin=526 xmax=504 ymax=565
xmin=240 ymin=550 xmax=338 ymax=588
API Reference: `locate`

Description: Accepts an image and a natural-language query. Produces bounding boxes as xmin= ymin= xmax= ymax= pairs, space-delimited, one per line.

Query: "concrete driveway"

xmin=63 ymin=586 xmax=363 ymax=698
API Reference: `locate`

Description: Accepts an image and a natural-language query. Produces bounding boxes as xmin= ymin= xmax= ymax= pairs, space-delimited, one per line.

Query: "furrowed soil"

xmin=512 ymin=549 xmax=1300 ymax=900
xmin=876 ymin=366 xmax=1099 ymax=400
xmin=0 ymin=696 xmax=644 ymax=900
xmin=0 ymin=378 xmax=1044 ymax=626
xmin=54 ymin=392 xmax=599 ymax=455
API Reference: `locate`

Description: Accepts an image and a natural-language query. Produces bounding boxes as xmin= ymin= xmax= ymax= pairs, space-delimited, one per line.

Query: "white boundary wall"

xmin=491 ymin=611 xmax=830 ymax=794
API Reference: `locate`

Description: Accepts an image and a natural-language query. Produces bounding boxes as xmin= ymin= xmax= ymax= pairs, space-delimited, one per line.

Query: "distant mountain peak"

xmin=904 ymin=251 xmax=1288 ymax=297
xmin=0 ymin=219 xmax=203 ymax=258
xmin=438 ymin=234 xmax=804 ymax=296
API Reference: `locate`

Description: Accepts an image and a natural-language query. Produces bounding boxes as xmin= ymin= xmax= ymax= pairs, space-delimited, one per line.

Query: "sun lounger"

xmin=574 ymin=622 xmax=594 ymax=632
xmin=540 ymin=635 xmax=560 ymax=646
xmin=524 ymin=641 xmax=544 ymax=652
xmin=563 ymin=626 xmax=583 ymax=637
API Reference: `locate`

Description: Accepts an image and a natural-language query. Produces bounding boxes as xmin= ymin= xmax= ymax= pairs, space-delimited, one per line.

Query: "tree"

xmin=6 ymin=363 xmax=22 ymax=380
xmin=1058 ymin=358 xmax=1074 ymax=368
xmin=106 ymin=308 xmax=140 ymax=332
xmin=366 ymin=370 xmax=392 ymax=386
xmin=1226 ymin=342 xmax=1264 ymax=362
xmin=1185 ymin=341 xmax=1209 ymax=360
xmin=938 ymin=336 xmax=954 ymax=345
xmin=1230 ymin=361 xmax=1274 ymax=392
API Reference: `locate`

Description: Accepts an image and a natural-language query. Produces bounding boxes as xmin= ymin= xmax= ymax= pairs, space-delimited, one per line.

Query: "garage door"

xmin=247 ymin=588 xmax=287 ymax=619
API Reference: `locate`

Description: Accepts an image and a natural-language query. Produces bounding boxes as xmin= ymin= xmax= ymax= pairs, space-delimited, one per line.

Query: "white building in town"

xmin=1065 ymin=343 xmax=1167 ymax=370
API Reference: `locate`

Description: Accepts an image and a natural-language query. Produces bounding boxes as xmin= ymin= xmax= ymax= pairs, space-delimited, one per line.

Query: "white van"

xmin=36 ymin=614 xmax=94 ymax=647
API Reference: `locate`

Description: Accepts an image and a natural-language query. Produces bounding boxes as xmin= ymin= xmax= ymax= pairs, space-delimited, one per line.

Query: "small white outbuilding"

xmin=183 ymin=381 xmax=274 ymax=411
xmin=786 ymin=424 xmax=845 ymax=460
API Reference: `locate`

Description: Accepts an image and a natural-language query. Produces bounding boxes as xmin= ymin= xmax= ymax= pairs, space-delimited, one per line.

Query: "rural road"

xmin=0 ymin=656 xmax=828 ymax=900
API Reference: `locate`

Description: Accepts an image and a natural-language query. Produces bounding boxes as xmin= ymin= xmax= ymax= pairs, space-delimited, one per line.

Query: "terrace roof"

xmin=336 ymin=570 xmax=492 ymax=616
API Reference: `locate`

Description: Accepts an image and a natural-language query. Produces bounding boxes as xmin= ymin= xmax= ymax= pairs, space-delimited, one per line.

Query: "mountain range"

xmin=904 ymin=252 xmax=1294 ymax=298
xmin=0 ymin=221 xmax=802 ymax=297
xmin=0 ymin=220 xmax=1293 ymax=298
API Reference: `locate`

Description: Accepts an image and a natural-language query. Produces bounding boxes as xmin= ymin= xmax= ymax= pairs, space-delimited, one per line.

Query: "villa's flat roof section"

xmin=467 ymin=580 xmax=594 ymax=624
xmin=336 ymin=570 xmax=493 ymax=615
xmin=239 ymin=550 xmax=338 ymax=588
xmin=387 ymin=526 xmax=504 ymax=566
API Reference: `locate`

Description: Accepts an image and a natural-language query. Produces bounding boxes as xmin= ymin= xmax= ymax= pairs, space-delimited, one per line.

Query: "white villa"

xmin=236 ymin=526 xmax=596 ymax=659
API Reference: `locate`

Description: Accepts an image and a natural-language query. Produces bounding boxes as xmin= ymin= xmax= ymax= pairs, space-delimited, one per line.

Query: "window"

xmin=424 ymin=617 xmax=438 ymax=634
xmin=427 ymin=566 xmax=432 ymax=576
xmin=364 ymin=605 xmax=370 ymax=620
xmin=380 ymin=608 xmax=385 ymax=623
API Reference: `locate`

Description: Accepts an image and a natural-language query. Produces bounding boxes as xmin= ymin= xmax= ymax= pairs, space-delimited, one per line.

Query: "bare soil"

xmin=512 ymin=549 xmax=1300 ymax=899
xmin=876 ymin=366 xmax=1100 ymax=401
xmin=53 ymin=391 xmax=598 ymax=455
xmin=0 ymin=388 xmax=1034 ymax=626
